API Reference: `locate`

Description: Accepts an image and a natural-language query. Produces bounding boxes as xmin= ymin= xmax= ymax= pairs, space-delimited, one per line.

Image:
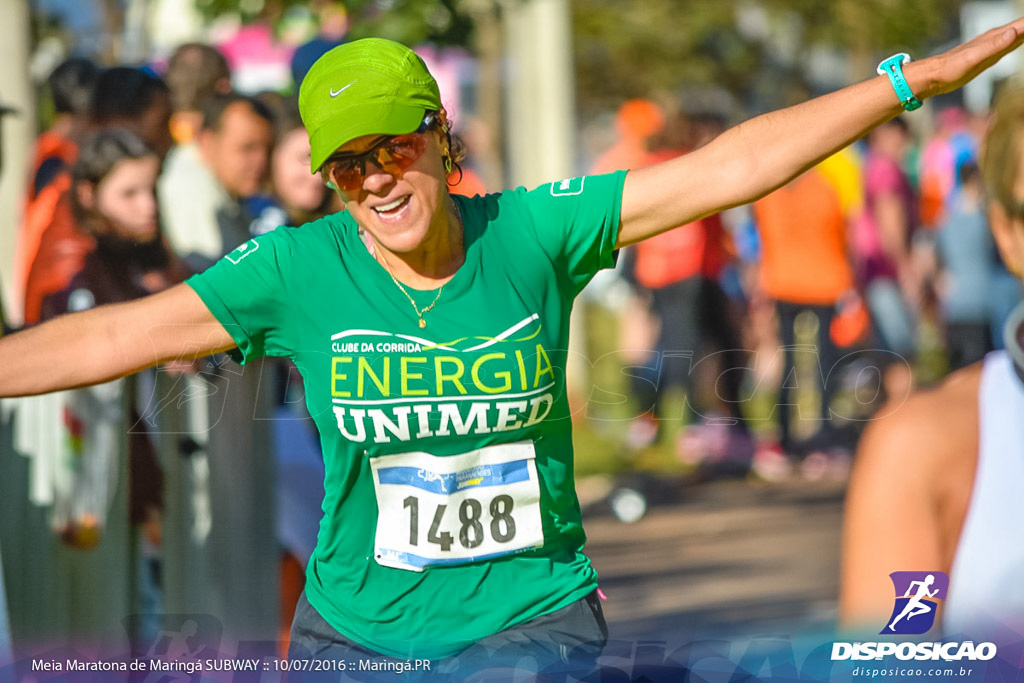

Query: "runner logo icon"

xmin=882 ymin=571 xmax=949 ymax=635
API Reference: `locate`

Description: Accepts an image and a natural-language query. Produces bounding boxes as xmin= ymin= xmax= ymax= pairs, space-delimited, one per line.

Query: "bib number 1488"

xmin=370 ymin=441 xmax=544 ymax=571
xmin=404 ymin=494 xmax=517 ymax=551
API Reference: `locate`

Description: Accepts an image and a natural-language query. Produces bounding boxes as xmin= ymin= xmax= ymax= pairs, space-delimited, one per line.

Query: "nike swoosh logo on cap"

xmin=330 ymin=81 xmax=357 ymax=97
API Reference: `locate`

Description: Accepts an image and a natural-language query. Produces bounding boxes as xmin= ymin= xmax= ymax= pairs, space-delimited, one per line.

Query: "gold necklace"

xmin=376 ymin=199 xmax=463 ymax=329
xmin=378 ymin=252 xmax=444 ymax=329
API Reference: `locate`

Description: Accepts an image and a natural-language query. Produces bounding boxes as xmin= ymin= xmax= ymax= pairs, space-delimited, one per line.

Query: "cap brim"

xmin=309 ymin=102 xmax=425 ymax=173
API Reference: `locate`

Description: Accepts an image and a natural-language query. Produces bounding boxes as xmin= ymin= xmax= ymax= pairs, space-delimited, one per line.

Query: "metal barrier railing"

xmin=0 ymin=358 xmax=278 ymax=658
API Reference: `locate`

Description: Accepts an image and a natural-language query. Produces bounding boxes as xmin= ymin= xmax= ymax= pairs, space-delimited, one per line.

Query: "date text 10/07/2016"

xmin=274 ymin=658 xmax=433 ymax=673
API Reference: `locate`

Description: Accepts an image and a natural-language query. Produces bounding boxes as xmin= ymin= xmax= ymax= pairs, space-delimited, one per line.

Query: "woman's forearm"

xmin=0 ymin=284 xmax=236 ymax=398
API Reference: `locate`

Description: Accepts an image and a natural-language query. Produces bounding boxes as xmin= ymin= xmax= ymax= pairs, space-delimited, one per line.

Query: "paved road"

xmin=581 ymin=477 xmax=846 ymax=646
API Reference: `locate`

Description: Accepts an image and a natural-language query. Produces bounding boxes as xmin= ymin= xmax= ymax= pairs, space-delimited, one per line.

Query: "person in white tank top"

xmin=840 ymin=84 xmax=1024 ymax=641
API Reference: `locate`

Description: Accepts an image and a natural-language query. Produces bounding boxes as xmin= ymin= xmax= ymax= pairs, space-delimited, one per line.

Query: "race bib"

xmin=369 ymin=441 xmax=544 ymax=571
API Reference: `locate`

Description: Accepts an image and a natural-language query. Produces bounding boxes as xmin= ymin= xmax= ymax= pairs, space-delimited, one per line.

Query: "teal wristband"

xmin=877 ymin=53 xmax=922 ymax=111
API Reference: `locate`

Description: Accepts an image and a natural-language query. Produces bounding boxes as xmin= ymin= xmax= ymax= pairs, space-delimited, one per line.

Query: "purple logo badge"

xmin=882 ymin=571 xmax=949 ymax=635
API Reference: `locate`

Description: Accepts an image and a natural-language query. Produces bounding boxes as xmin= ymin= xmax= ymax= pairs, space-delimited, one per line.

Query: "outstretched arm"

xmin=0 ymin=283 xmax=236 ymax=398
xmin=616 ymin=17 xmax=1024 ymax=247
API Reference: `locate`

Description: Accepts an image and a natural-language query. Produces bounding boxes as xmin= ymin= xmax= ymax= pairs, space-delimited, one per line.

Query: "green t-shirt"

xmin=187 ymin=171 xmax=625 ymax=658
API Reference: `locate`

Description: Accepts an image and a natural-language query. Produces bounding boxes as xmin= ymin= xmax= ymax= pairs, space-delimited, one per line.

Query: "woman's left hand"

xmin=914 ymin=18 xmax=1024 ymax=101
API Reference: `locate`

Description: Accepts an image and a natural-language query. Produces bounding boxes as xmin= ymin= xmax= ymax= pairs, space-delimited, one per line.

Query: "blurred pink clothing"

xmin=853 ymin=152 xmax=917 ymax=285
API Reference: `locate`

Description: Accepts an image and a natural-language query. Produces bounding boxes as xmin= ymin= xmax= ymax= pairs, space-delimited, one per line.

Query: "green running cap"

xmin=298 ymin=37 xmax=442 ymax=173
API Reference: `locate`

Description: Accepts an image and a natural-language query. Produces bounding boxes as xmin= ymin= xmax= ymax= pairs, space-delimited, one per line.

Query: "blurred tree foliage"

xmin=572 ymin=0 xmax=967 ymax=118
xmin=193 ymin=0 xmax=966 ymax=117
xmin=194 ymin=0 xmax=475 ymax=47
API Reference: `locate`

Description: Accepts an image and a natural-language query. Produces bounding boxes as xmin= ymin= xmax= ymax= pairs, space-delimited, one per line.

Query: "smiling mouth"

xmin=374 ymin=197 xmax=409 ymax=215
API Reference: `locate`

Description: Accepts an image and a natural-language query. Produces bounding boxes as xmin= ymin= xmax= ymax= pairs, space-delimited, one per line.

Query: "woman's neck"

xmin=369 ymin=196 xmax=465 ymax=289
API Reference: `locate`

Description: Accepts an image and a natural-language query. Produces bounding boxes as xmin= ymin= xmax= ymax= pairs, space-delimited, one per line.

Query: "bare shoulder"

xmin=839 ymin=363 xmax=982 ymax=625
xmin=850 ymin=364 xmax=981 ymax=566
xmin=856 ymin=365 xmax=980 ymax=477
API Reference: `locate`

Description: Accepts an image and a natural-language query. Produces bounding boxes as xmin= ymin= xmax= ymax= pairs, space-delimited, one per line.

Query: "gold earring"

xmin=444 ymin=156 xmax=453 ymax=175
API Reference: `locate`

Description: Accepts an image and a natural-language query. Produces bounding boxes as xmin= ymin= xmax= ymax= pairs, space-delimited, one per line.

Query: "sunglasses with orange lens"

xmin=325 ymin=115 xmax=436 ymax=193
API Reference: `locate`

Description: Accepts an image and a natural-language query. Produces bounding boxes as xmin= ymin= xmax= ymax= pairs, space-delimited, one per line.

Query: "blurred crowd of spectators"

xmin=583 ymin=94 xmax=1023 ymax=483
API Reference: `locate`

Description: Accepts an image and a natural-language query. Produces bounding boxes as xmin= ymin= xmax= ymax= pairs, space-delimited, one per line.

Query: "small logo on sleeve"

xmin=882 ymin=571 xmax=949 ymax=635
xmin=226 ymin=239 xmax=260 ymax=265
xmin=550 ymin=177 xmax=584 ymax=196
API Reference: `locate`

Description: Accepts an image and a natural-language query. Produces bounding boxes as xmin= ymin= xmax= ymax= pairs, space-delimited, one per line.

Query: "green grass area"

xmin=570 ymin=302 xmax=777 ymax=479
xmin=569 ymin=301 xmax=928 ymax=479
